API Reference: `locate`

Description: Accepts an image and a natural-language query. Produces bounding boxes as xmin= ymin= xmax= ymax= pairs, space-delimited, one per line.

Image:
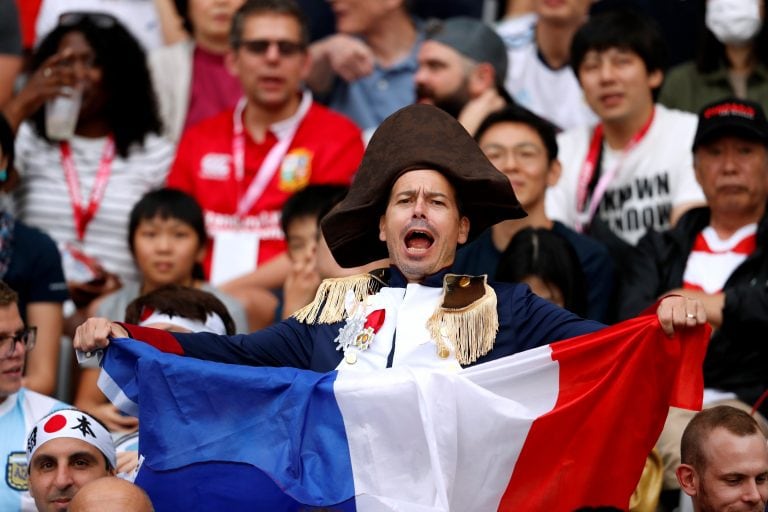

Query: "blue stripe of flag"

xmin=103 ymin=339 xmax=356 ymax=508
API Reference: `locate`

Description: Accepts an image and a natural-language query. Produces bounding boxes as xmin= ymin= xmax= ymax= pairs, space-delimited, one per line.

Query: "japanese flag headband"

xmin=26 ymin=409 xmax=116 ymax=469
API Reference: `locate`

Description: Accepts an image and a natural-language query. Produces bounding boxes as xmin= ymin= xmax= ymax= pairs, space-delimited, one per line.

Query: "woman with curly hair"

xmin=7 ymin=12 xmax=175 ymax=316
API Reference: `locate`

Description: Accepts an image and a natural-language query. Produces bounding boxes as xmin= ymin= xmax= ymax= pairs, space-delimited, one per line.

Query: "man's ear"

xmin=468 ymin=62 xmax=496 ymax=96
xmin=676 ymin=464 xmax=698 ymax=497
xmin=457 ymin=216 xmax=470 ymax=244
xmin=225 ymin=50 xmax=239 ymax=77
xmin=379 ymin=215 xmax=386 ymax=242
xmin=547 ymin=159 xmax=562 ymax=188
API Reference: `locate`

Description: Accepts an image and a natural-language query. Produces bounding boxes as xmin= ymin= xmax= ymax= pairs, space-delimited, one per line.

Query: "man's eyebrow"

xmin=68 ymin=451 xmax=99 ymax=463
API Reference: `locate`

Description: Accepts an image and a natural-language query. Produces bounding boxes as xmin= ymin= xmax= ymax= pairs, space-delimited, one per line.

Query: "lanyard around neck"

xmin=574 ymin=108 xmax=655 ymax=232
xmin=60 ymin=135 xmax=115 ymax=241
xmin=231 ymin=91 xmax=312 ymax=219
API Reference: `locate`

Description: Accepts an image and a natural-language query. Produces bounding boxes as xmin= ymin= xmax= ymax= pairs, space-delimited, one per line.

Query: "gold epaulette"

xmin=427 ymin=274 xmax=498 ymax=366
xmin=292 ymin=268 xmax=388 ymax=324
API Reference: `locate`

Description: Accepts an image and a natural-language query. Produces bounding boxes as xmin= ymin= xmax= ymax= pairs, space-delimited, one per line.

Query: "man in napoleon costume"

xmin=73 ymin=105 xmax=706 ymax=373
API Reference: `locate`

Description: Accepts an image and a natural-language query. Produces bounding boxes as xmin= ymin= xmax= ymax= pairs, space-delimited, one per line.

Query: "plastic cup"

xmin=45 ymin=85 xmax=82 ymax=140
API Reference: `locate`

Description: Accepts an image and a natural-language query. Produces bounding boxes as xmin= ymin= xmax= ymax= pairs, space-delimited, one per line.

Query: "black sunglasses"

xmin=237 ymin=39 xmax=306 ymax=56
xmin=58 ymin=11 xmax=118 ymax=29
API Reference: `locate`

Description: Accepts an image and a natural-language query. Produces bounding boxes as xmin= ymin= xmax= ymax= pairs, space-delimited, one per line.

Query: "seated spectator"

xmin=618 ymin=98 xmax=768 ymax=493
xmin=545 ymin=7 xmax=704 ymax=301
xmin=168 ymin=0 xmax=363 ymax=320
xmin=452 ymin=105 xmax=614 ymax=322
xmin=6 ymin=12 xmax=174 ymax=327
xmin=415 ymin=16 xmax=512 ymax=135
xmin=76 ymin=188 xmax=244 ymax=433
xmin=0 ymin=280 xmax=68 ymax=511
xmin=307 ymin=0 xmax=420 ymax=139
xmin=0 ymin=113 xmax=67 ymax=396
xmin=89 ymin=188 xmax=247 ymax=332
xmin=502 ymin=0 xmax=597 ymax=131
xmin=75 ymin=283 xmax=236 ymax=479
xmin=279 ymin=184 xmax=348 ymax=319
xmin=68 ymin=476 xmax=153 ymax=512
xmin=496 ymin=227 xmax=589 ymax=317
xmin=26 ymin=408 xmax=116 ymax=512
xmin=676 ymin=405 xmax=768 ymax=512
xmin=660 ymin=0 xmax=768 ymax=115
xmin=149 ymin=0 xmax=245 ymax=142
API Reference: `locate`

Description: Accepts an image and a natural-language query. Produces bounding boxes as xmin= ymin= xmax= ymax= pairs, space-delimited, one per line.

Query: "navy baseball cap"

xmin=693 ymin=98 xmax=768 ymax=150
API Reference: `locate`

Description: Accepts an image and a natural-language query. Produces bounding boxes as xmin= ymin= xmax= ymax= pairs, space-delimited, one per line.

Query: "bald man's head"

xmin=69 ymin=477 xmax=153 ymax=512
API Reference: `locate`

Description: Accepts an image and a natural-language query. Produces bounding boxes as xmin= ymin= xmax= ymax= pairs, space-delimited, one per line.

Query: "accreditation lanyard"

xmin=575 ymin=108 xmax=655 ymax=232
xmin=231 ymin=91 xmax=312 ymax=220
xmin=60 ymin=135 xmax=115 ymax=241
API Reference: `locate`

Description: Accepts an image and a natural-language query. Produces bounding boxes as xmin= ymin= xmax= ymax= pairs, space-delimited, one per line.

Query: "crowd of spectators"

xmin=0 ymin=0 xmax=767 ymax=510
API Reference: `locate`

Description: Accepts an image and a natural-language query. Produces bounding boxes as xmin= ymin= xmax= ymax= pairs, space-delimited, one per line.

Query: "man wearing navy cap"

xmin=619 ymin=97 xmax=768 ymax=493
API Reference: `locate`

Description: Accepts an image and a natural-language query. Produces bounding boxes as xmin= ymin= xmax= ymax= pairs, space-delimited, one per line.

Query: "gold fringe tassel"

xmin=427 ymin=282 xmax=499 ymax=365
xmin=292 ymin=274 xmax=377 ymax=324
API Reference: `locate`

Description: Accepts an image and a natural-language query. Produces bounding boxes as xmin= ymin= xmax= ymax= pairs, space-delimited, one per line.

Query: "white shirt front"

xmin=546 ymin=104 xmax=704 ymax=245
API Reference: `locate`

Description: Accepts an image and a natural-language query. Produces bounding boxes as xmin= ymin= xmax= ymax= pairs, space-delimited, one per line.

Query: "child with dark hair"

xmin=75 ymin=188 xmax=246 ymax=432
xmin=125 ymin=283 xmax=236 ymax=335
xmin=90 ymin=283 xmax=238 ymax=478
xmin=279 ymin=184 xmax=348 ymax=319
xmin=496 ymin=227 xmax=588 ymax=318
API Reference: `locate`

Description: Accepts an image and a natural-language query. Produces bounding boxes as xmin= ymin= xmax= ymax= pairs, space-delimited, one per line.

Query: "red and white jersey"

xmin=683 ymin=224 xmax=757 ymax=293
xmin=168 ymin=94 xmax=364 ymax=281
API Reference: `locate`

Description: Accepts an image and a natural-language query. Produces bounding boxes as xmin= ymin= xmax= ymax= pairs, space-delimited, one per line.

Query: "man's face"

xmin=693 ymin=428 xmax=768 ymax=512
xmin=478 ymin=121 xmax=560 ymax=212
xmin=577 ymin=47 xmax=662 ymax=126
xmin=227 ymin=13 xmax=309 ymax=111
xmin=379 ymin=169 xmax=469 ymax=282
xmin=415 ymin=41 xmax=473 ymax=118
xmin=0 ymin=303 xmax=26 ymax=402
xmin=327 ymin=0 xmax=392 ymax=35
xmin=694 ymin=136 xmax=768 ymax=219
xmin=29 ymin=438 xmax=113 ymax=512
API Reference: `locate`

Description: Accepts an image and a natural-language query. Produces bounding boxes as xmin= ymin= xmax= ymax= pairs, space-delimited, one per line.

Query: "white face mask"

xmin=706 ymin=0 xmax=762 ymax=45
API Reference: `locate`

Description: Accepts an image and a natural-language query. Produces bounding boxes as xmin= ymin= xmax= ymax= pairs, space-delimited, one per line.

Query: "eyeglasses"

xmin=481 ymin=143 xmax=546 ymax=168
xmin=237 ymin=39 xmax=306 ymax=56
xmin=0 ymin=327 xmax=37 ymax=359
xmin=58 ymin=11 xmax=118 ymax=29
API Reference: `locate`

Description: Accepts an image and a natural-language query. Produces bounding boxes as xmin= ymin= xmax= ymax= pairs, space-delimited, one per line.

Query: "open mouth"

xmin=404 ymin=230 xmax=434 ymax=252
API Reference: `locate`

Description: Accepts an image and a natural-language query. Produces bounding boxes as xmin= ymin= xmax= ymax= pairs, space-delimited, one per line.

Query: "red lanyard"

xmin=60 ymin=135 xmax=115 ymax=241
xmin=231 ymin=92 xmax=311 ymax=219
xmin=575 ymin=108 xmax=656 ymax=221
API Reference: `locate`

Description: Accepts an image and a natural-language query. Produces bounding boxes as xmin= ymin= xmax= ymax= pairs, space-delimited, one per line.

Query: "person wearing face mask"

xmin=659 ymin=0 xmax=768 ymax=113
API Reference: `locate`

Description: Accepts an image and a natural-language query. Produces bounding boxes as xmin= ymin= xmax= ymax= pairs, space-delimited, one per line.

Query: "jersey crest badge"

xmin=6 ymin=451 xmax=28 ymax=491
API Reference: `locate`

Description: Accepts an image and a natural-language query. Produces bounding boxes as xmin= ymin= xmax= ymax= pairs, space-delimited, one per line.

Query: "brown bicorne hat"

xmin=321 ymin=104 xmax=526 ymax=269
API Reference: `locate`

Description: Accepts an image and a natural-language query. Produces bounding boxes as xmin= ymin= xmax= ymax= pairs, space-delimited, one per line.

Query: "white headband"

xmin=27 ymin=409 xmax=116 ymax=469
xmin=139 ymin=310 xmax=227 ymax=335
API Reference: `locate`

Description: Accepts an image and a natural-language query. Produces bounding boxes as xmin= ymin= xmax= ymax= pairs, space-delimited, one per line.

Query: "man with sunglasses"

xmin=0 ymin=280 xmax=67 ymax=511
xmin=167 ymin=0 xmax=364 ymax=328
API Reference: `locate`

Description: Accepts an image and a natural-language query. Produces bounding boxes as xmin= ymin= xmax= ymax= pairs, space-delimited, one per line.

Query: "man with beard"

xmin=676 ymin=405 xmax=768 ymax=512
xmin=414 ymin=16 xmax=513 ymax=135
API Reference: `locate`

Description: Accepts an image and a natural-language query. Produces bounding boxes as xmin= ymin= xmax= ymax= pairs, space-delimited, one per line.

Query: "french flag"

xmin=99 ymin=315 xmax=709 ymax=511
